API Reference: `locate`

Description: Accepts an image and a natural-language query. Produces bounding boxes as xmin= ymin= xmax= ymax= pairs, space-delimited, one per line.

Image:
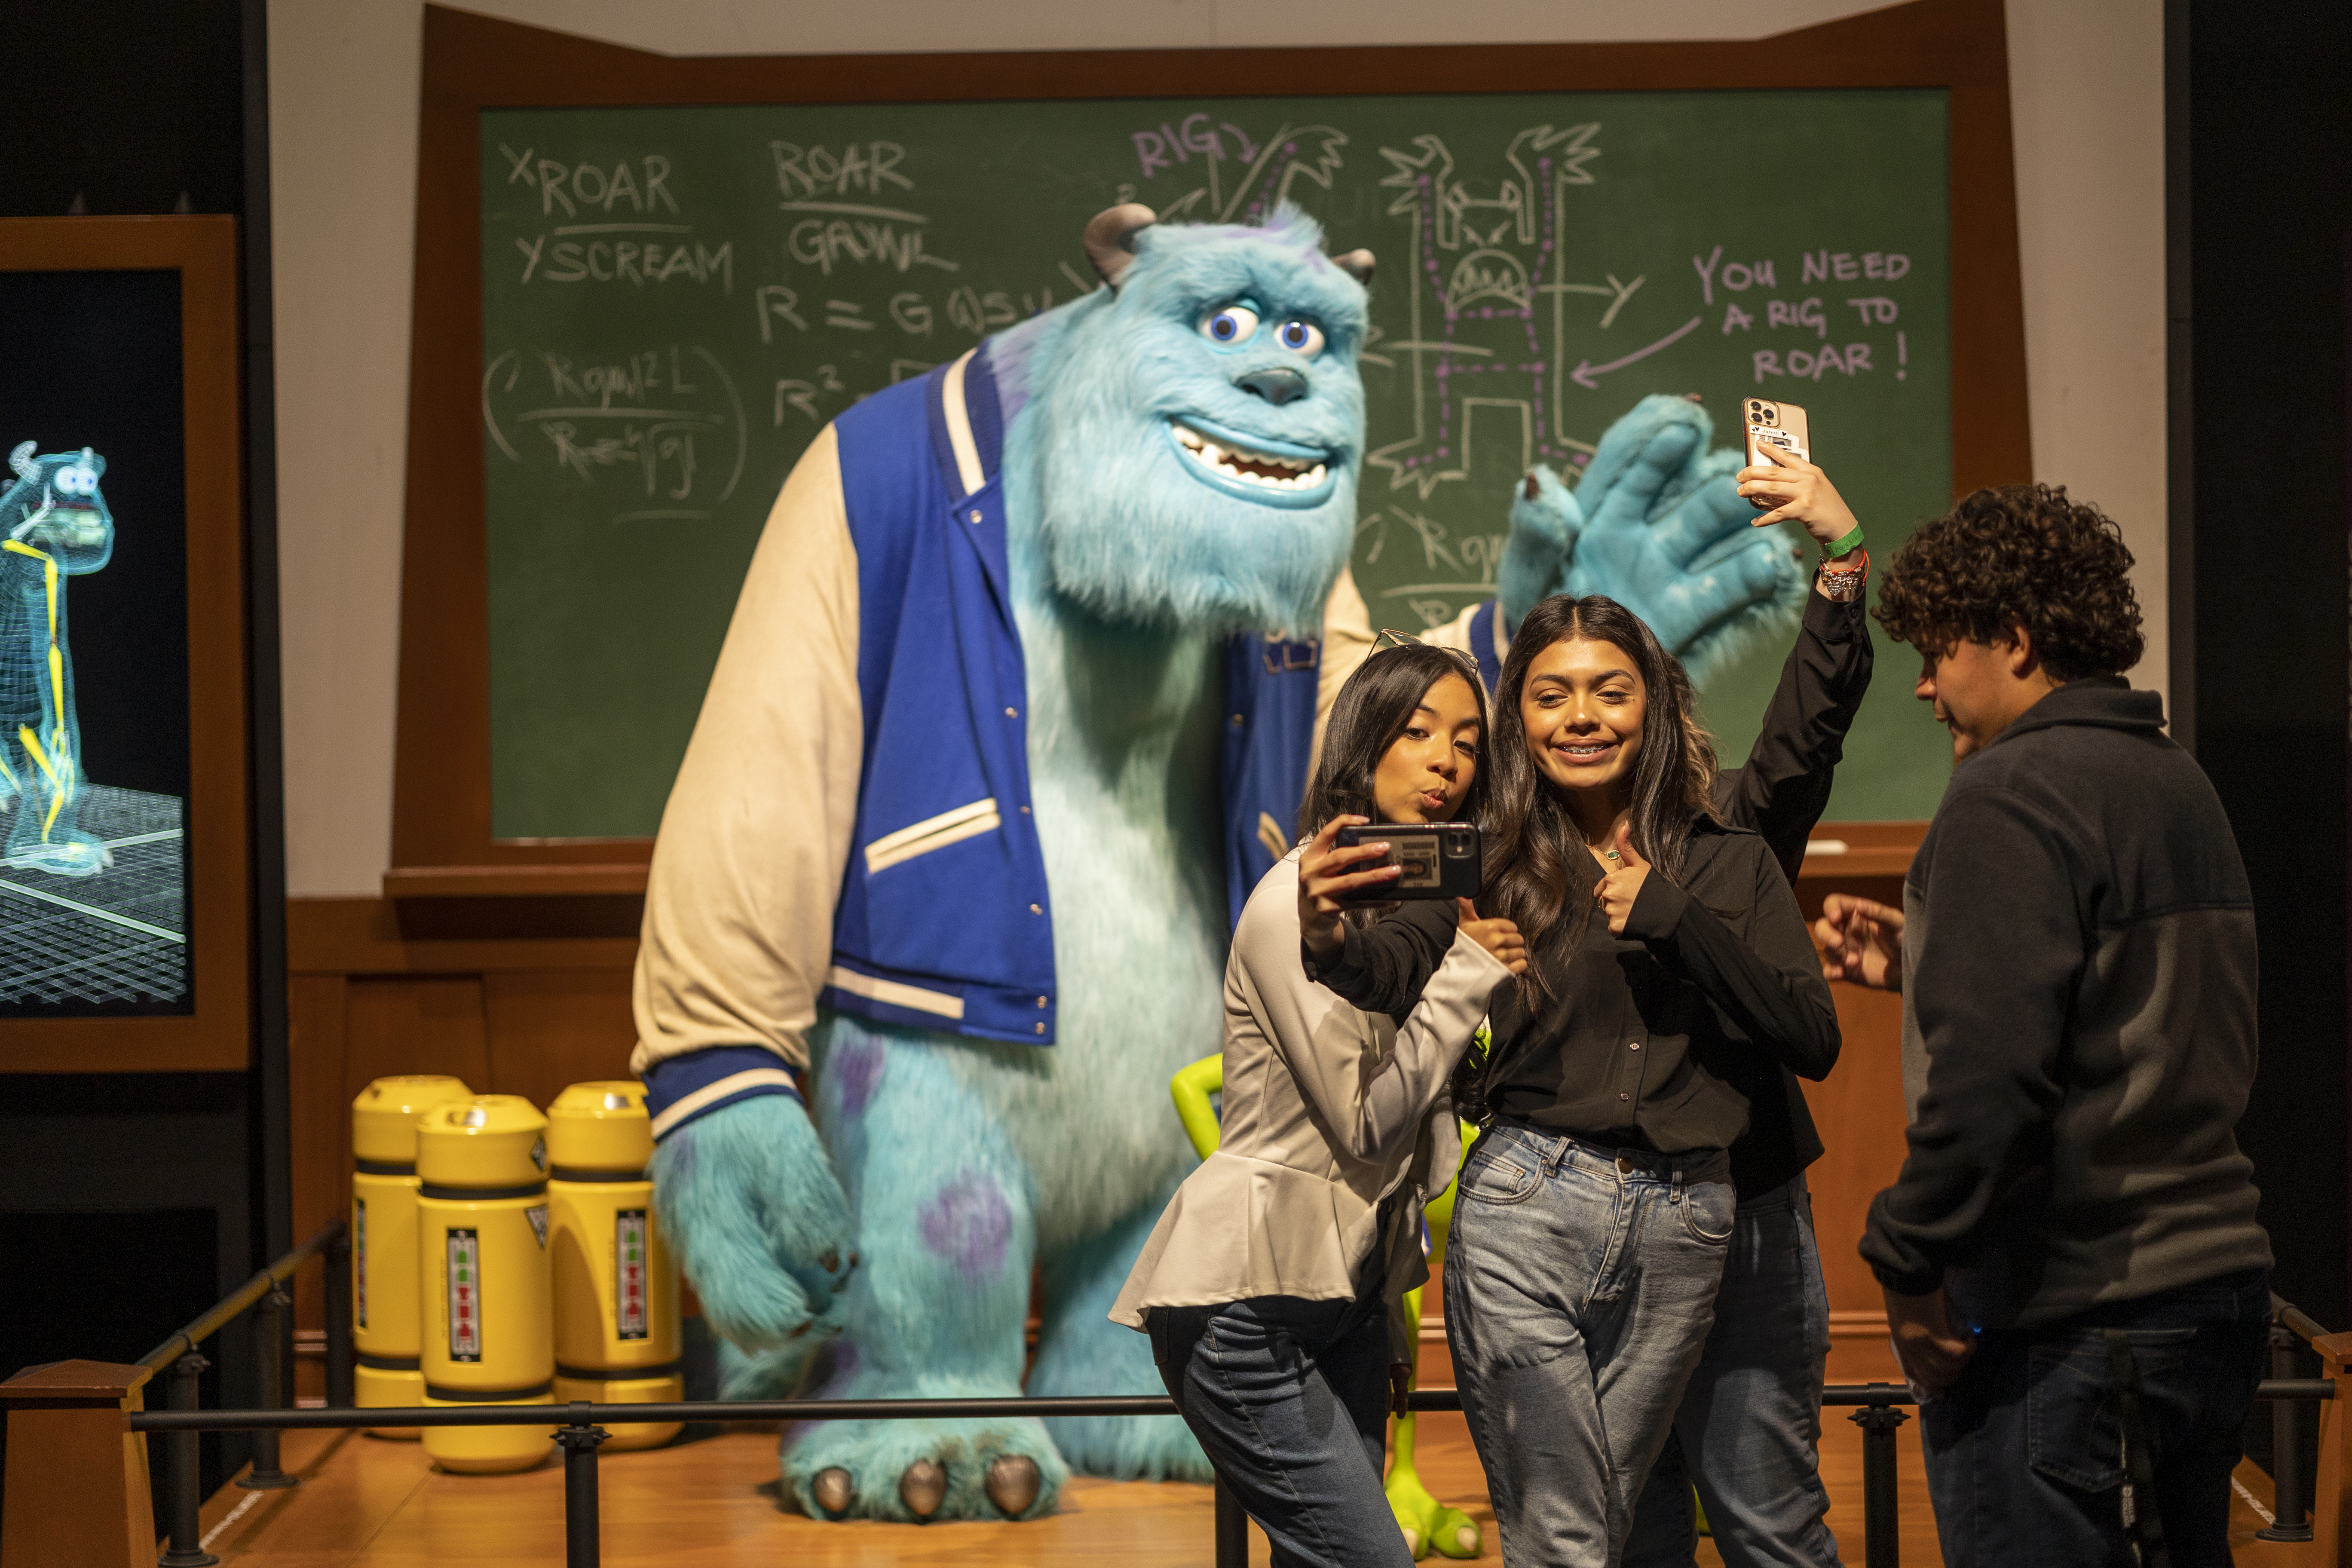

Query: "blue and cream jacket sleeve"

xmin=627 ymin=423 xmax=862 ymax=1133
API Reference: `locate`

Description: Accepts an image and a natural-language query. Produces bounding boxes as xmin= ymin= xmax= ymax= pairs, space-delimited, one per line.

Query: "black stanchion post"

xmin=322 ymin=1228 xmax=355 ymax=1408
xmin=2258 ymin=1321 xmax=2314 ymax=1542
xmin=555 ymin=1403 xmax=610 ymax=1568
xmin=158 ymin=1351 xmax=219 ymax=1567
xmin=239 ymin=1287 xmax=297 ymax=1490
xmin=1213 ymin=1474 xmax=1249 ymax=1568
xmin=1850 ymin=1398 xmax=1908 ymax=1568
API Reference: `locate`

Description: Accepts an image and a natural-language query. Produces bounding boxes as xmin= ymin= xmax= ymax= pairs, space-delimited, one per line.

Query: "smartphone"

xmin=1332 ymin=823 xmax=1482 ymax=903
xmin=1743 ymin=398 xmax=1811 ymax=509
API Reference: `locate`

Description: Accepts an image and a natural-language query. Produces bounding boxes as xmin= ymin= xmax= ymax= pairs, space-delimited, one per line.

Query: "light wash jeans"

xmin=1147 ymin=1294 xmax=1412 ymax=1568
xmin=1444 ymin=1120 xmax=1735 ymax=1568
xmin=1621 ymin=1173 xmax=1842 ymax=1568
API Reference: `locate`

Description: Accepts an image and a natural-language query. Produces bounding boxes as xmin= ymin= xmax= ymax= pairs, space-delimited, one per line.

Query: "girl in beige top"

xmin=1111 ymin=641 xmax=1523 ymax=1568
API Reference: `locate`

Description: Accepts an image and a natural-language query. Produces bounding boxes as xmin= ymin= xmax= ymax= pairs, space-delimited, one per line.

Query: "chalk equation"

xmin=481 ymin=343 xmax=747 ymax=527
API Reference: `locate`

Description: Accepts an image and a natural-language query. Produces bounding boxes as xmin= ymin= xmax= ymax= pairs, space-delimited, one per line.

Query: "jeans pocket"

xmin=1681 ymin=1179 xmax=1736 ymax=1244
xmin=2027 ymin=1326 xmax=2198 ymax=1492
xmin=1458 ymin=1137 xmax=1540 ymax=1206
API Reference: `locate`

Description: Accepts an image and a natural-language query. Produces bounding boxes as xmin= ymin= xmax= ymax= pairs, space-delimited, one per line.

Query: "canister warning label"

xmin=527 ymin=1205 xmax=549 ymax=1249
xmin=616 ymin=1209 xmax=649 ymax=1340
xmin=447 ymin=1228 xmax=482 ymax=1362
xmin=354 ymin=1198 xmax=368 ymax=1330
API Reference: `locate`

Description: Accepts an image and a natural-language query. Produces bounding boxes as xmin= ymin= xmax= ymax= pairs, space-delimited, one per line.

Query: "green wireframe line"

xmin=0 ymin=877 xmax=184 ymax=943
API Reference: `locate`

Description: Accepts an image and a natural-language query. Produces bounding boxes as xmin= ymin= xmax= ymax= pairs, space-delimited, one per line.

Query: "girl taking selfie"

xmin=1307 ymin=597 xmax=1841 ymax=1568
xmin=1111 ymin=640 xmax=1524 ymax=1568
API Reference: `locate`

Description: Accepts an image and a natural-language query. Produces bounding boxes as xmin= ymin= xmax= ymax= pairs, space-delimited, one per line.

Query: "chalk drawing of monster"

xmin=0 ymin=443 xmax=115 ymax=876
xmin=628 ymin=201 xmax=1806 ymax=1527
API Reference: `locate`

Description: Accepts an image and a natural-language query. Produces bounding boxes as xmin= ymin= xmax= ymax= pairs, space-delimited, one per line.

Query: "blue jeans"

xmin=1921 ymin=1267 xmax=2269 ymax=1568
xmin=1445 ymin=1121 xmax=1736 ymax=1568
xmin=1622 ymin=1174 xmax=1842 ymax=1568
xmin=1147 ymin=1294 xmax=1412 ymax=1568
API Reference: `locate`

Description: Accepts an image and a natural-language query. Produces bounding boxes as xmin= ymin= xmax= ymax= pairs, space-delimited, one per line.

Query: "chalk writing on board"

xmin=482 ymin=343 xmax=747 ymax=521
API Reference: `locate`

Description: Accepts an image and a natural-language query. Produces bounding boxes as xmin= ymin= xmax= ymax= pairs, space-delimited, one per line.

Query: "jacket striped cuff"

xmin=641 ymin=1047 xmax=805 ymax=1141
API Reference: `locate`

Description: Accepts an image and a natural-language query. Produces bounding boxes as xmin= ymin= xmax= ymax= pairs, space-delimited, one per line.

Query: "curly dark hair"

xmin=1874 ymin=484 xmax=2145 ymax=680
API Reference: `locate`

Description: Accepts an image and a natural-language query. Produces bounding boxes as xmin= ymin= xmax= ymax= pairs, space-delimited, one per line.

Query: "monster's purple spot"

xmin=919 ymin=1171 xmax=1014 ymax=1281
xmin=834 ymin=1036 xmax=886 ymax=1118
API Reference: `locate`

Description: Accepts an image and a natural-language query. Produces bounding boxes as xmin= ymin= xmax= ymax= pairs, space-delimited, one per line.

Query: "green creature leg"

xmin=1385 ymin=1120 xmax=1484 ymax=1559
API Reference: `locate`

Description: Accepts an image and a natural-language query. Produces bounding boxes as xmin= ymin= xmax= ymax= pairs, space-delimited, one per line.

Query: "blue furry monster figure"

xmin=630 ymin=202 xmax=1807 ymax=1526
xmin=0 ymin=443 xmax=115 ymax=876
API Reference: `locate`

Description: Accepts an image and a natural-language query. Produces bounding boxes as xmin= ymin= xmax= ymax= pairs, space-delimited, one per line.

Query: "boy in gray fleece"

xmin=1817 ymin=484 xmax=2271 ymax=1568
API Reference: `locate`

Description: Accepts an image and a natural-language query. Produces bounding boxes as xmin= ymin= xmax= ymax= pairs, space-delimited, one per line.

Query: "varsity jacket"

xmin=628 ymin=348 xmax=1323 ymax=1138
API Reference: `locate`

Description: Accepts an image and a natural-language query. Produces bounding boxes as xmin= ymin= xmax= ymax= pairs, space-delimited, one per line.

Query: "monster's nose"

xmin=1237 ymin=368 xmax=1308 ymax=406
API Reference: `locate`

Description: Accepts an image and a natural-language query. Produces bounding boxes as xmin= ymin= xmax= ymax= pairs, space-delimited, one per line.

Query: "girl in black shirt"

xmin=1304 ymin=595 xmax=1839 ymax=1567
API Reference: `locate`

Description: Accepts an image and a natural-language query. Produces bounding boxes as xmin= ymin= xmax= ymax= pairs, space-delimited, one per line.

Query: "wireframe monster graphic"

xmin=0 ymin=443 xmax=114 ymax=876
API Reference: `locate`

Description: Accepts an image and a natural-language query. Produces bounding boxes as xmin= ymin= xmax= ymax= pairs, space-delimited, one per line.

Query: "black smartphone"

xmin=1332 ymin=823 xmax=1482 ymax=902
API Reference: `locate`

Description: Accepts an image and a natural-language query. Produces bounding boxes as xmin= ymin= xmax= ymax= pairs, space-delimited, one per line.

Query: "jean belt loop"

xmin=1671 ymin=1163 xmax=1685 ymax=1205
xmin=1541 ymin=1129 xmax=1568 ymax=1178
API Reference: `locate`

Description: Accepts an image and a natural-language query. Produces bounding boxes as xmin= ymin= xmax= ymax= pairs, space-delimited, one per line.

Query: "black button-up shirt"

xmin=1311 ymin=817 xmax=1840 ymax=1192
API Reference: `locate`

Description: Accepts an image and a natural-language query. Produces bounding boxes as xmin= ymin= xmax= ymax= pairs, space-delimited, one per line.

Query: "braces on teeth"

xmin=1173 ymin=423 xmax=1329 ymax=492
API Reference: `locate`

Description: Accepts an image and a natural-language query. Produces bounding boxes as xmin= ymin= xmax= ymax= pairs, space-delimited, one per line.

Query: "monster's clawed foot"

xmin=783 ymin=1415 xmax=1067 ymax=1522
xmin=1388 ymin=1459 xmax=1483 ymax=1559
xmin=1 ymin=831 xmax=112 ymax=878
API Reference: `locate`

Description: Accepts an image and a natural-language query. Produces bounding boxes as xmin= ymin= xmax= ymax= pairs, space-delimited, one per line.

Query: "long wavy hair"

xmin=1482 ymin=595 xmax=1717 ymax=1004
xmin=1297 ymin=643 xmax=1492 ymax=839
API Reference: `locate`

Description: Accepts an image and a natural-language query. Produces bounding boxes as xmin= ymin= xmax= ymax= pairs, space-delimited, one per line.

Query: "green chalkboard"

xmin=479 ymin=89 xmax=1950 ymax=841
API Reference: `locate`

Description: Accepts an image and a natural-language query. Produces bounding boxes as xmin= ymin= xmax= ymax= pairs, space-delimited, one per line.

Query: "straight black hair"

xmin=1297 ymin=643 xmax=1492 ymax=840
xmin=1482 ymin=595 xmax=1716 ymax=1004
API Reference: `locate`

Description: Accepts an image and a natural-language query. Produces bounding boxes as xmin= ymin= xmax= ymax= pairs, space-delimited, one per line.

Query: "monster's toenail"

xmin=985 ymin=1454 xmax=1040 ymax=1515
xmin=812 ymin=1468 xmax=854 ymax=1516
xmin=1403 ymin=1527 xmax=1422 ymax=1554
xmin=1455 ymin=1525 xmax=1479 ymax=1551
xmin=900 ymin=1459 xmax=947 ymax=1517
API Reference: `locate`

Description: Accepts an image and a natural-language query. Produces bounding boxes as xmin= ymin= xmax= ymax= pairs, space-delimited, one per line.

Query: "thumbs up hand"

xmin=1595 ymin=821 xmax=1652 ymax=936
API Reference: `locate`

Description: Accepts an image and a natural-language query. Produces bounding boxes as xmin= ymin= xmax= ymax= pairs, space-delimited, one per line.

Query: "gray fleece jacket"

xmin=1861 ymin=679 xmax=2272 ymax=1330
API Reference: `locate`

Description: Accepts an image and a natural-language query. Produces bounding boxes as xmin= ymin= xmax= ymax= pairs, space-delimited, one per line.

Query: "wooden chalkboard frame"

xmin=391 ymin=0 xmax=2024 ymax=906
xmin=0 ymin=217 xmax=253 ymax=1071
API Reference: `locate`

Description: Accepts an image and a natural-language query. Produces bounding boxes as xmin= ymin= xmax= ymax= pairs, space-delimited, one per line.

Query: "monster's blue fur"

xmin=1510 ymin=394 xmax=1808 ymax=688
xmin=1014 ymin=206 xmax=1366 ymax=638
xmin=664 ymin=216 xmax=1808 ymax=1528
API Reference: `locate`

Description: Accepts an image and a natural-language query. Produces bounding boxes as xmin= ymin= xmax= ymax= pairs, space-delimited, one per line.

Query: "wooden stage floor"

xmin=196 ymin=1407 xmax=2295 ymax=1567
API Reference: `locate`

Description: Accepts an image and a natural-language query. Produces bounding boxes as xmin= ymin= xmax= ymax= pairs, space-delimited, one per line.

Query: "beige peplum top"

xmin=1110 ymin=850 xmax=1510 ymax=1363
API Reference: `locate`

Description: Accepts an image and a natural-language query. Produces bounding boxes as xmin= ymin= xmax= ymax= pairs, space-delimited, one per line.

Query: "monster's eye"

xmin=1275 ymin=320 xmax=1326 ymax=357
xmin=58 ymin=468 xmax=92 ymax=496
xmin=1200 ymin=304 xmax=1260 ymax=346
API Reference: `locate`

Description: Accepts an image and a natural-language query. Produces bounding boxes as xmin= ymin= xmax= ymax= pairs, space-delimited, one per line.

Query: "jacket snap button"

xmin=1628 ymin=1041 xmax=1642 ymax=1051
xmin=1034 ymin=1023 xmax=1045 ymax=1035
xmin=970 ymin=510 xmax=983 ymax=524
xmin=1036 ymin=996 xmax=1049 ymax=1008
xmin=1004 ymin=707 xmax=1019 ymax=718
xmin=1619 ymin=1092 xmax=1630 ymax=1102
xmin=1029 ymin=903 xmax=1043 ymax=915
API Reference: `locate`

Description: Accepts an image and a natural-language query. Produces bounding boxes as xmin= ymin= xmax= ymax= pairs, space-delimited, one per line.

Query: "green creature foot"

xmin=1387 ymin=1464 xmax=1483 ymax=1560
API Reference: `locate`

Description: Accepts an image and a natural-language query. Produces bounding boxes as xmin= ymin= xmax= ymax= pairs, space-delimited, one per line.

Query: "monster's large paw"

xmin=651 ymin=1095 xmax=854 ymax=1353
xmin=784 ymin=1415 xmax=1069 ymax=1522
xmin=1044 ymin=1410 xmax=1210 ymax=1483
xmin=1498 ymin=465 xmax=1582 ymax=629
xmin=1551 ymin=393 xmax=1807 ymax=683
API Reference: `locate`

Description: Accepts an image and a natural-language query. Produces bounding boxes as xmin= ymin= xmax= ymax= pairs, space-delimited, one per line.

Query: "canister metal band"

xmin=356 ymin=1353 xmax=421 ymax=1372
xmin=549 ymin=1167 xmax=650 ymax=1183
xmin=555 ymin=1360 xmax=684 ymax=1381
xmin=417 ymin=1180 xmax=548 ymax=1201
xmin=354 ymin=1158 xmax=416 ymax=1176
xmin=424 ymin=1380 xmax=556 ymax=1403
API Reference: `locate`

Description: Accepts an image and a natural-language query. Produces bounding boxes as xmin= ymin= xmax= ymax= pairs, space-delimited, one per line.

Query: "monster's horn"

xmin=6 ymin=443 xmax=34 ymax=480
xmin=1332 ymin=249 xmax=1376 ymax=286
xmin=1084 ymin=203 xmax=1157 ymax=291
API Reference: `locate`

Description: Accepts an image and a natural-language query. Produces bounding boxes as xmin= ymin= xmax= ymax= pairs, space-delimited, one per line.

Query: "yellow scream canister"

xmin=351 ymin=1075 xmax=475 ymax=1437
xmin=416 ymin=1095 xmax=555 ymax=1473
xmin=548 ymin=1081 xmax=682 ymax=1450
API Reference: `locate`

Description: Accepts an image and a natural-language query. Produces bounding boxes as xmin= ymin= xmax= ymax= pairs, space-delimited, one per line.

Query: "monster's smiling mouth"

xmin=1168 ymin=417 xmax=1337 ymax=508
